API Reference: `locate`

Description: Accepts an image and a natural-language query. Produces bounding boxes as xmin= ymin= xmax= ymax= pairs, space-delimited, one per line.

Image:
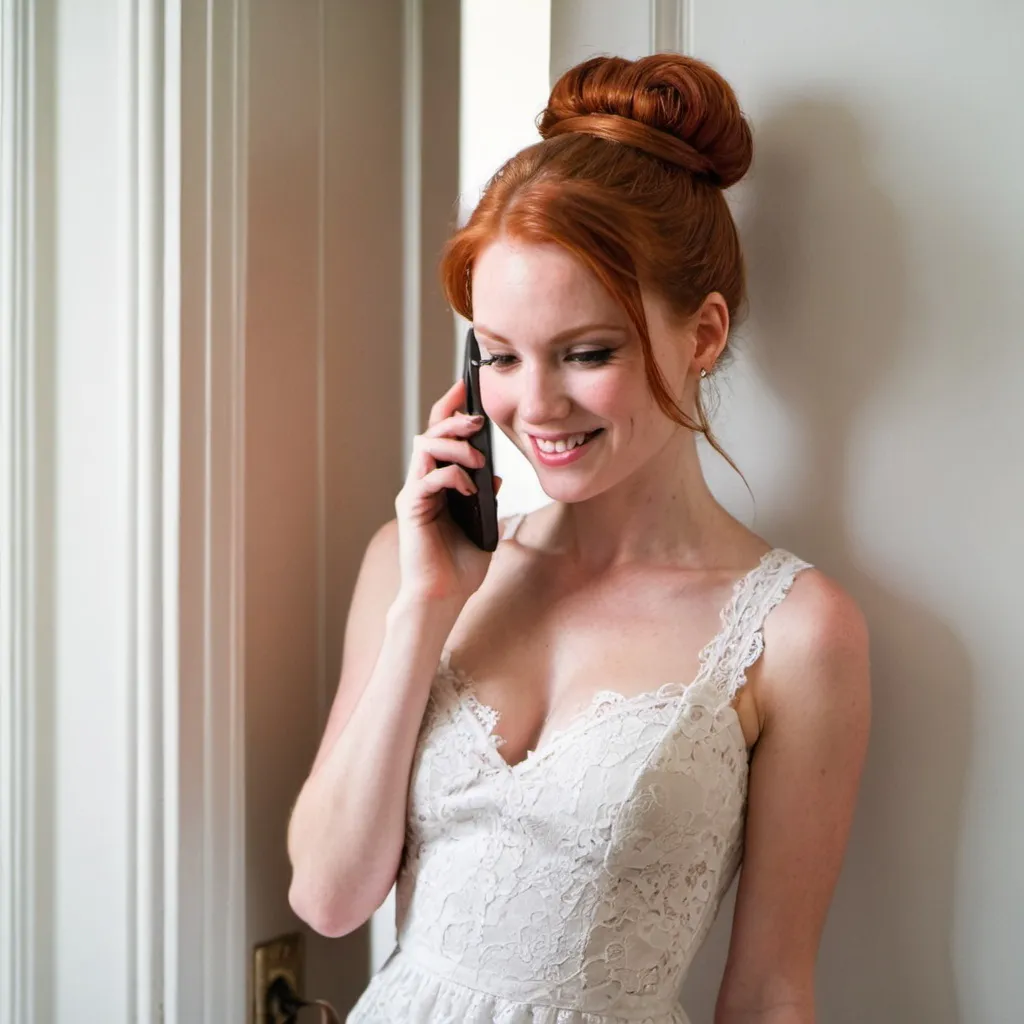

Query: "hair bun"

xmin=539 ymin=53 xmax=753 ymax=189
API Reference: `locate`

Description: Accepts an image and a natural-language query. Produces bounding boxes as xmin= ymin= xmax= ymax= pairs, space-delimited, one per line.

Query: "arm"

xmin=715 ymin=572 xmax=871 ymax=1024
xmin=286 ymin=517 xmax=462 ymax=938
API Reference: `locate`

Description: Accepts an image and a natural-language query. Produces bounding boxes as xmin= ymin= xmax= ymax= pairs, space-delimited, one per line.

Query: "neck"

xmin=540 ymin=427 xmax=743 ymax=574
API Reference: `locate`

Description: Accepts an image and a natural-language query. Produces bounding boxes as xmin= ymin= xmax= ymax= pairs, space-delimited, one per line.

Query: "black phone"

xmin=436 ymin=327 xmax=499 ymax=551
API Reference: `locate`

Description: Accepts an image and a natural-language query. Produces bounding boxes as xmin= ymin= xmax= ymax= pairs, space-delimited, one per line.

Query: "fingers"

xmin=399 ymin=382 xmax=489 ymax=519
xmin=422 ymin=463 xmax=477 ymax=498
xmin=410 ymin=433 xmax=485 ymax=479
xmin=423 ymin=411 xmax=484 ymax=440
xmin=426 ymin=377 xmax=465 ymax=430
xmin=395 ymin=460 xmax=476 ymax=517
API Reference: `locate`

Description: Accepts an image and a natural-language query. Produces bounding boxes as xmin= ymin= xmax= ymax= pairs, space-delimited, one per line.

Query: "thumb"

xmin=493 ymin=475 xmax=503 ymax=494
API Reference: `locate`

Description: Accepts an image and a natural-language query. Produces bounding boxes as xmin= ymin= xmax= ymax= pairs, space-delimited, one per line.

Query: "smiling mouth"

xmin=530 ymin=428 xmax=604 ymax=453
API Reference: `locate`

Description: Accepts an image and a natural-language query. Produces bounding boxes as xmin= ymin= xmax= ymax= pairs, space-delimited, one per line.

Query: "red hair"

xmin=439 ymin=53 xmax=755 ymax=485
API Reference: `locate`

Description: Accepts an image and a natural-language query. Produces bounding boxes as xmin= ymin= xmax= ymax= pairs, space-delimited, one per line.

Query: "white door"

xmin=0 ymin=0 xmax=459 ymax=1020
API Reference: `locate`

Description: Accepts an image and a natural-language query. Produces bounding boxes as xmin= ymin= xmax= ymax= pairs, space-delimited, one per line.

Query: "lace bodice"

xmin=347 ymin=515 xmax=815 ymax=1023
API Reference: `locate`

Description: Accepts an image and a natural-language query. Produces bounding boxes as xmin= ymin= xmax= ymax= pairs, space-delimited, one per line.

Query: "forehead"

xmin=471 ymin=237 xmax=628 ymax=337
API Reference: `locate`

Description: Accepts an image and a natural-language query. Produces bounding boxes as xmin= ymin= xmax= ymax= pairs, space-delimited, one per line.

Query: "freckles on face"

xmin=471 ymin=237 xmax=640 ymax=423
xmin=469 ymin=239 xmax=688 ymax=490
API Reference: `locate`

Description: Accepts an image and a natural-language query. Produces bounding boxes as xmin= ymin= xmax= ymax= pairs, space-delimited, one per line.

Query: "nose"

xmin=517 ymin=360 xmax=572 ymax=425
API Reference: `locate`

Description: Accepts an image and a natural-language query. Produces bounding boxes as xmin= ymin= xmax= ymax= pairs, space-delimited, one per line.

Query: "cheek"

xmin=480 ymin=369 xmax=641 ymax=422
xmin=479 ymin=376 xmax=515 ymax=421
xmin=578 ymin=373 xmax=629 ymax=414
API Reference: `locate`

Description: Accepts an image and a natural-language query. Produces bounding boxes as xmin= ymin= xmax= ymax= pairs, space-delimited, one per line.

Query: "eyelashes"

xmin=477 ymin=349 xmax=614 ymax=369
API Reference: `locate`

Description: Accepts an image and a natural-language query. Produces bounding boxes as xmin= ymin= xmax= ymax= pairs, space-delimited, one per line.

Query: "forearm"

xmin=287 ymin=592 xmax=459 ymax=936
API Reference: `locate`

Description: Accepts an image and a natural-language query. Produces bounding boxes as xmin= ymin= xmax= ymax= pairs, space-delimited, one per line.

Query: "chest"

xmin=399 ymin=665 xmax=751 ymax=968
xmin=442 ymin=549 xmax=758 ymax=766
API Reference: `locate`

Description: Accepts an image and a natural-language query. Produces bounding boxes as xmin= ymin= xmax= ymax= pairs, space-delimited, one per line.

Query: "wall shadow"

xmin=683 ymin=95 xmax=974 ymax=1024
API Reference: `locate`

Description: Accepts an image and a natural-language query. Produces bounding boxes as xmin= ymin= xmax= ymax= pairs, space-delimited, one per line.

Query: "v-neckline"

xmin=439 ymin=546 xmax=782 ymax=776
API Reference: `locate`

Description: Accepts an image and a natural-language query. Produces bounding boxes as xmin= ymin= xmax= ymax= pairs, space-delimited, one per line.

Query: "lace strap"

xmin=500 ymin=512 xmax=526 ymax=541
xmin=709 ymin=549 xmax=815 ymax=704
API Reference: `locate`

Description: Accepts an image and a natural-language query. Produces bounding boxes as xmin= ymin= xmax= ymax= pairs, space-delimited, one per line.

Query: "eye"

xmin=477 ymin=349 xmax=614 ymax=369
xmin=569 ymin=349 xmax=613 ymax=365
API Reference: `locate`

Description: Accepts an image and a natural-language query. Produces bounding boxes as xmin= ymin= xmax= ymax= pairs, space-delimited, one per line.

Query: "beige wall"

xmin=244 ymin=0 xmax=459 ymax=1014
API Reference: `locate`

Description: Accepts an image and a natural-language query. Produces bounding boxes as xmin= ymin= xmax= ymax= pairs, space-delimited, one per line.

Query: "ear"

xmin=691 ymin=292 xmax=730 ymax=370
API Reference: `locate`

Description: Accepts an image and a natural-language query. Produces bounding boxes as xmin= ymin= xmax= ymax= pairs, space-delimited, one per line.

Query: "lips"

xmin=529 ymin=428 xmax=604 ymax=464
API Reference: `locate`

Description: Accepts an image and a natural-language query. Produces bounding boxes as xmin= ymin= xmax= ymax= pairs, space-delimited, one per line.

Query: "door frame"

xmin=0 ymin=0 xmax=250 ymax=1020
xmin=0 ymin=2 xmax=685 ymax=1021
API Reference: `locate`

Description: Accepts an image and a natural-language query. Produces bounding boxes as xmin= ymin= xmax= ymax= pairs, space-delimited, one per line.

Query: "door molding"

xmin=651 ymin=0 xmax=694 ymax=53
xmin=176 ymin=0 xmax=249 ymax=1021
xmin=0 ymin=2 xmax=38 ymax=1022
xmin=127 ymin=1 xmax=173 ymax=1018
xmin=0 ymin=1 xmax=250 ymax=1020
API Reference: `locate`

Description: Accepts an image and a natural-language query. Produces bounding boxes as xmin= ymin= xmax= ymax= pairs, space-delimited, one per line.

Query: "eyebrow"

xmin=473 ymin=323 xmax=629 ymax=346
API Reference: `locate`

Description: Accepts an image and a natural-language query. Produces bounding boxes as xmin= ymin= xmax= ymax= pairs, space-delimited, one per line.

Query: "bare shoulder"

xmin=369 ymin=513 xmax=401 ymax=562
xmin=758 ymin=559 xmax=872 ymax=719
xmin=719 ymin=561 xmax=871 ymax=1003
xmin=357 ymin=516 xmax=404 ymax=609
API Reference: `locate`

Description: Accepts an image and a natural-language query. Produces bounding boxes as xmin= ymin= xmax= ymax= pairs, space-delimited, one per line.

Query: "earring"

xmin=700 ymin=367 xmax=708 ymax=379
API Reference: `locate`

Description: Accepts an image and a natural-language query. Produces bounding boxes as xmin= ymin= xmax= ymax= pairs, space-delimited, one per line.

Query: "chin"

xmin=534 ymin=478 xmax=598 ymax=503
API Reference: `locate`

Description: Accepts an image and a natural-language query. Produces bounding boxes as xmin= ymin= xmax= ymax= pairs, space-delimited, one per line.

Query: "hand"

xmin=393 ymin=377 xmax=503 ymax=608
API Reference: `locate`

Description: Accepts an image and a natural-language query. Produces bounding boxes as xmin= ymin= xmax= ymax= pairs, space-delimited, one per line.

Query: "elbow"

xmin=285 ymin=809 xmax=357 ymax=937
xmin=288 ymin=857 xmax=396 ymax=939
xmin=286 ymin=816 xmax=403 ymax=938
xmin=288 ymin=874 xmax=355 ymax=938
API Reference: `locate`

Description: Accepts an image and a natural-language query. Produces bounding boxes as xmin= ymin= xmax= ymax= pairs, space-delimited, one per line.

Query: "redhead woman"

xmin=287 ymin=52 xmax=871 ymax=1024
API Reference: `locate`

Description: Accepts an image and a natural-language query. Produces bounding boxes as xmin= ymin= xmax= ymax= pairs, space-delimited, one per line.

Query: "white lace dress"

xmin=347 ymin=513 xmax=814 ymax=1023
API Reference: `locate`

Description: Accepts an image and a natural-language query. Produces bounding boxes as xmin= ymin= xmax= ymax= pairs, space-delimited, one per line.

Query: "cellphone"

xmin=436 ymin=327 xmax=499 ymax=551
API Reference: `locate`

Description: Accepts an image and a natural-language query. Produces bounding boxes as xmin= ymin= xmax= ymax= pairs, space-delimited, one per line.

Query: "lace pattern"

xmin=712 ymin=549 xmax=815 ymax=702
xmin=347 ymin=544 xmax=815 ymax=1023
xmin=440 ymin=546 xmax=813 ymax=767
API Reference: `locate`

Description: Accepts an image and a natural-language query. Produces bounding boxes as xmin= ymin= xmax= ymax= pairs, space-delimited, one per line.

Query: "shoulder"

xmin=357 ymin=516 xmax=403 ymax=606
xmin=767 ymin=556 xmax=869 ymax=657
xmin=719 ymin=559 xmax=870 ymax=1005
xmin=367 ymin=515 xmax=401 ymax=569
xmin=758 ymin=557 xmax=871 ymax=725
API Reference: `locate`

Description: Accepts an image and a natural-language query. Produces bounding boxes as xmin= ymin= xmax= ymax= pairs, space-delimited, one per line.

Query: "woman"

xmin=288 ymin=52 xmax=871 ymax=1024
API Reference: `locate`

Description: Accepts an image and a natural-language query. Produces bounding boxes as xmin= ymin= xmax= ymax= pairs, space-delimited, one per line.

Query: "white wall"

xmin=550 ymin=0 xmax=653 ymax=72
xmin=457 ymin=0 xmax=551 ymax=521
xmin=675 ymin=4 xmax=1023 ymax=1022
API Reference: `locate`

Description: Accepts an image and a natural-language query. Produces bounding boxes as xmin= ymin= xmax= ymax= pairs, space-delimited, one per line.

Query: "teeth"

xmin=536 ymin=432 xmax=591 ymax=453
